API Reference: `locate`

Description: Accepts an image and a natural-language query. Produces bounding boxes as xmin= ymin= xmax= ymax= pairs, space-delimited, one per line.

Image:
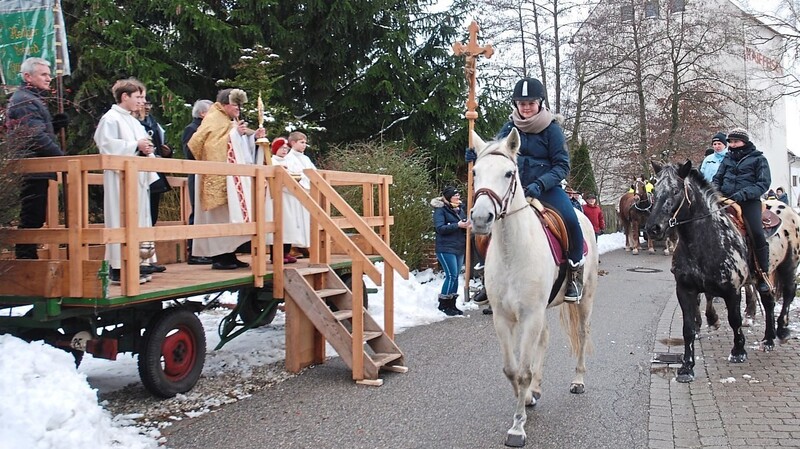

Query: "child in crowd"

xmin=582 ymin=193 xmax=605 ymax=241
xmin=287 ymin=131 xmax=314 ymax=256
xmin=269 ymin=137 xmax=303 ymax=263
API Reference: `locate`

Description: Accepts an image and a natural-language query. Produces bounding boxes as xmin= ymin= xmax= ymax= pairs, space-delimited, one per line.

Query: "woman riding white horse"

xmin=470 ymin=128 xmax=598 ymax=447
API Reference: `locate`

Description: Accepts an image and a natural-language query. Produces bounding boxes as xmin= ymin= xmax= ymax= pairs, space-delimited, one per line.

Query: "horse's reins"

xmin=667 ymin=177 xmax=732 ymax=228
xmin=473 ymin=150 xmax=529 ymax=220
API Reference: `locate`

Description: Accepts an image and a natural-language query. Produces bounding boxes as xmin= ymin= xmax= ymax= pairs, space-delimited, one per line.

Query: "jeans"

xmin=437 ymin=252 xmax=464 ymax=296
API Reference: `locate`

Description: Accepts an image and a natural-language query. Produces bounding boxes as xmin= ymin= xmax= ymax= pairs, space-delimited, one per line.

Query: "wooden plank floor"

xmin=93 ymin=254 xmax=360 ymax=306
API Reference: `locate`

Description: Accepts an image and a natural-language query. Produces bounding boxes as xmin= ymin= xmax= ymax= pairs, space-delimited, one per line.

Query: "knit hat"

xmin=271 ymin=137 xmax=287 ymax=155
xmin=727 ymin=127 xmax=749 ymax=143
xmin=585 ymin=193 xmax=596 ymax=200
xmin=711 ymin=132 xmax=727 ymax=144
xmin=442 ymin=186 xmax=458 ymax=201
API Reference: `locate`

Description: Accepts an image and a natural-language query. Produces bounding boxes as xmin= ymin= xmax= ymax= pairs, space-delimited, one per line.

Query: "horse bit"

xmin=472 ymin=151 xmax=529 ymax=220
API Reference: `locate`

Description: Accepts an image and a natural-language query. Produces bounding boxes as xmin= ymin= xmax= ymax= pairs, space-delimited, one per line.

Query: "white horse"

xmin=470 ymin=129 xmax=598 ymax=447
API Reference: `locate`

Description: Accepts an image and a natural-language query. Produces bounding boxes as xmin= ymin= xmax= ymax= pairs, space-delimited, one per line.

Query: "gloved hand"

xmin=465 ymin=147 xmax=477 ymax=163
xmin=730 ymin=192 xmax=744 ymax=202
xmin=52 ymin=112 xmax=69 ymax=133
xmin=525 ymin=182 xmax=543 ymax=199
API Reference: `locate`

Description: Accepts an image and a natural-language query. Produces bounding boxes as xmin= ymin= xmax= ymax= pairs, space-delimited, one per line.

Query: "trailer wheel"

xmin=238 ymin=287 xmax=279 ymax=327
xmin=138 ymin=308 xmax=206 ymax=398
xmin=340 ymin=273 xmax=369 ymax=309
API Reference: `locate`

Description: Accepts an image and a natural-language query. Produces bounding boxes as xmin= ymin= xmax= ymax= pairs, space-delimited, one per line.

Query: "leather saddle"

xmin=720 ymin=198 xmax=781 ymax=238
xmin=472 ymin=198 xmax=582 ymax=266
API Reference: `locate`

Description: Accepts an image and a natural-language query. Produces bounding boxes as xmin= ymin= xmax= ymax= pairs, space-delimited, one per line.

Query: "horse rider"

xmin=699 ymin=132 xmax=728 ymax=183
xmin=712 ymin=127 xmax=771 ymax=293
xmin=495 ymin=77 xmax=585 ymax=301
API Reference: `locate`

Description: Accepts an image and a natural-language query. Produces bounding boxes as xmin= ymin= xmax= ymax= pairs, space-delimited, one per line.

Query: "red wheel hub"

xmin=161 ymin=326 xmax=196 ymax=380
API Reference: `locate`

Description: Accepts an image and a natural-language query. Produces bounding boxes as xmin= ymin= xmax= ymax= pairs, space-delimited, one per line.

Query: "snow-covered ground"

xmin=1 ymin=234 xmax=627 ymax=449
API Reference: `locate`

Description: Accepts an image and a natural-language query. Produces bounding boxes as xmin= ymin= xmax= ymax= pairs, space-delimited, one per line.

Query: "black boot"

xmin=755 ymin=245 xmax=771 ymax=293
xmin=565 ymin=260 xmax=584 ymax=302
xmin=473 ymin=287 xmax=489 ymax=306
xmin=447 ymin=293 xmax=464 ymax=315
xmin=438 ymin=294 xmax=462 ymax=316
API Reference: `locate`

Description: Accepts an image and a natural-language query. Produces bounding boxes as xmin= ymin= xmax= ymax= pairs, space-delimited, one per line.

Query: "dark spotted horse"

xmin=618 ymin=178 xmax=657 ymax=254
xmin=644 ymin=160 xmax=800 ymax=383
xmin=469 ymin=128 xmax=598 ymax=447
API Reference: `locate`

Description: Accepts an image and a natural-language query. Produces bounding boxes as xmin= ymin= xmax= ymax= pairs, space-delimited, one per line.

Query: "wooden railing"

xmin=3 ymin=155 xmax=408 ymax=337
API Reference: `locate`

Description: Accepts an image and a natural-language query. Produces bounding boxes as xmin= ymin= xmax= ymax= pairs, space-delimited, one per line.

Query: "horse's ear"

xmin=471 ymin=131 xmax=487 ymax=153
xmin=505 ymin=128 xmax=521 ymax=157
xmin=678 ymin=160 xmax=692 ymax=178
xmin=651 ymin=160 xmax=663 ymax=175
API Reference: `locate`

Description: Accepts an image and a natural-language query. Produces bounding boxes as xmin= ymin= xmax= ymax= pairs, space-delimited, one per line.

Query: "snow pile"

xmin=0 ymin=335 xmax=159 ymax=449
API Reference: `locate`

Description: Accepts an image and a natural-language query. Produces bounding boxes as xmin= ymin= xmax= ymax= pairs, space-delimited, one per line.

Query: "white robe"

xmin=272 ymin=154 xmax=309 ymax=247
xmin=93 ymin=104 xmax=157 ymax=269
xmin=193 ymin=125 xmax=273 ymax=257
xmin=286 ymin=150 xmax=316 ymax=247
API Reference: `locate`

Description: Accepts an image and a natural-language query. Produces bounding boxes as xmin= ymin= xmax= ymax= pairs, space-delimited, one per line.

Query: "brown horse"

xmin=618 ymin=180 xmax=654 ymax=255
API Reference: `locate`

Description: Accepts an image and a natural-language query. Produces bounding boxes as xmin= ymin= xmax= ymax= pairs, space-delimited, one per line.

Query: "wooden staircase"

xmin=283 ymin=264 xmax=407 ymax=385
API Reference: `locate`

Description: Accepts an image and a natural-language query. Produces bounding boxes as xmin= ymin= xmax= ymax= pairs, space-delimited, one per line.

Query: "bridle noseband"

xmin=665 ymin=175 xmax=731 ymax=228
xmin=472 ymin=150 xmax=529 ymax=220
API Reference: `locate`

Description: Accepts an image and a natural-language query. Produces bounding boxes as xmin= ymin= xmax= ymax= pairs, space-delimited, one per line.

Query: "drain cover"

xmin=627 ymin=267 xmax=663 ymax=273
xmin=652 ymin=352 xmax=683 ymax=364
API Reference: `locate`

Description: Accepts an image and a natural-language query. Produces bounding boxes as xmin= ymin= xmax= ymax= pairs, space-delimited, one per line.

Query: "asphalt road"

xmin=164 ymin=248 xmax=676 ymax=449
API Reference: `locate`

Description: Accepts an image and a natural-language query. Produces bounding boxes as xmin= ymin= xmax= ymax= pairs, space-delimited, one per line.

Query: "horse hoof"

xmin=625 ymin=248 xmax=631 ymax=252
xmin=728 ymin=352 xmax=747 ymax=363
xmin=676 ymin=373 xmax=694 ymax=383
xmin=762 ymin=340 xmax=775 ymax=352
xmin=632 ymin=250 xmax=639 ymax=255
xmin=570 ymin=383 xmax=585 ymax=394
xmin=777 ymin=329 xmax=791 ymax=341
xmin=663 ymin=250 xmax=670 ymax=256
xmin=648 ymin=248 xmax=655 ymax=253
xmin=505 ymin=432 xmax=526 ymax=447
xmin=742 ymin=318 xmax=753 ymax=328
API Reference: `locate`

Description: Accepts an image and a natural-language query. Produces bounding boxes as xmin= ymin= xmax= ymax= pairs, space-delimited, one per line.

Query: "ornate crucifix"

xmin=452 ymin=21 xmax=493 ymax=302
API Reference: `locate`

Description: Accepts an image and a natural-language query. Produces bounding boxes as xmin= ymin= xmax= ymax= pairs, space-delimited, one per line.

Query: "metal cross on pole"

xmin=452 ymin=20 xmax=493 ymax=303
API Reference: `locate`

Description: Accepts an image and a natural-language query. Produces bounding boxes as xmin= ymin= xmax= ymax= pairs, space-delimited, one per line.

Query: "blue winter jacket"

xmin=431 ymin=197 xmax=467 ymax=255
xmin=496 ymin=120 xmax=569 ymax=195
xmin=712 ymin=142 xmax=771 ymax=202
xmin=699 ymin=149 xmax=727 ymax=183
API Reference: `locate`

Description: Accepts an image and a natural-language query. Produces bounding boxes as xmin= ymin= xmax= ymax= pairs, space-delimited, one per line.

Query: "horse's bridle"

xmin=472 ymin=150 xmax=529 ymax=220
xmin=667 ymin=176 xmax=731 ymax=228
xmin=631 ymin=180 xmax=652 ymax=212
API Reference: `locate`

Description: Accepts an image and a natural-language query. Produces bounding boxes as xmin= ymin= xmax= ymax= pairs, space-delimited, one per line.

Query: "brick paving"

xmin=650 ymin=299 xmax=800 ymax=448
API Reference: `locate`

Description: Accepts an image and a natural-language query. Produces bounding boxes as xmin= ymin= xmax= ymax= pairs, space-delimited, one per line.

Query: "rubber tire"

xmin=138 ymin=308 xmax=206 ymax=398
xmin=340 ymin=273 xmax=369 ymax=310
xmin=238 ymin=288 xmax=279 ymax=327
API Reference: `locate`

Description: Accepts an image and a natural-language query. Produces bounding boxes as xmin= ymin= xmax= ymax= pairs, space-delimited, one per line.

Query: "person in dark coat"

xmin=496 ymin=77 xmax=585 ymax=301
xmin=182 ymin=99 xmax=213 ymax=265
xmin=6 ymin=57 xmax=66 ymax=259
xmin=712 ymin=127 xmax=771 ymax=292
xmin=431 ymin=186 xmax=469 ymax=316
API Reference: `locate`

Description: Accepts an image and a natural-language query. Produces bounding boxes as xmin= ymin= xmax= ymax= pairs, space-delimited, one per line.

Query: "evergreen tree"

xmin=568 ymin=138 xmax=597 ymax=197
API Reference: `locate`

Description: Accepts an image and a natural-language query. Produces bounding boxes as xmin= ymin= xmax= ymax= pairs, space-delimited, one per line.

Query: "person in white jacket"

xmin=93 ymin=78 xmax=158 ymax=284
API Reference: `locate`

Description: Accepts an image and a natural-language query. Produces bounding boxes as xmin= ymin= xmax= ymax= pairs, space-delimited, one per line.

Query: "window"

xmin=793 ymin=175 xmax=797 ymax=187
xmin=644 ymin=0 xmax=660 ymax=18
xmin=621 ymin=4 xmax=634 ymax=22
xmin=669 ymin=0 xmax=686 ymax=13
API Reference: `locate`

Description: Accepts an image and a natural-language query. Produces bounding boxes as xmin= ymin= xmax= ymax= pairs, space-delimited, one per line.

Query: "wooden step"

xmin=362 ymin=331 xmax=382 ymax=342
xmin=317 ymin=288 xmax=348 ymax=298
xmin=295 ymin=266 xmax=330 ymax=276
xmin=331 ymin=309 xmax=353 ymax=321
xmin=370 ymin=352 xmax=403 ymax=368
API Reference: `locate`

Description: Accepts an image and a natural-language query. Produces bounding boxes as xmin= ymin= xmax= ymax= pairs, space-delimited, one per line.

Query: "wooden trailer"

xmin=0 ymin=154 xmax=409 ymax=397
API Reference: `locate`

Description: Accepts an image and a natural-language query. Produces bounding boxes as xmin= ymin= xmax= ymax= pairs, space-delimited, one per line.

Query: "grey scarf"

xmin=510 ymin=107 xmax=553 ymax=134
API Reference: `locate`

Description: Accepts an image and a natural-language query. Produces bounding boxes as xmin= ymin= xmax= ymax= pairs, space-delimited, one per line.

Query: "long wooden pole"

xmin=452 ymin=21 xmax=493 ymax=303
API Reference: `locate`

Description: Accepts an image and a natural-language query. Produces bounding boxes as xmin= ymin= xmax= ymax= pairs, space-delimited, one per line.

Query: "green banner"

xmin=0 ymin=0 xmax=69 ymax=86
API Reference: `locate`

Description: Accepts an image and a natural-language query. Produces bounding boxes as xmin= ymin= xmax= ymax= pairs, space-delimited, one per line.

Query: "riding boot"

xmin=472 ymin=287 xmax=489 ymax=306
xmin=755 ymin=244 xmax=771 ymax=294
xmin=565 ymin=259 xmax=584 ymax=302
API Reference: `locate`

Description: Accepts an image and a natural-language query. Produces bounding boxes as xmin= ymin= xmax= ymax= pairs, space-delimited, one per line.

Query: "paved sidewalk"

xmin=650 ymin=298 xmax=800 ymax=449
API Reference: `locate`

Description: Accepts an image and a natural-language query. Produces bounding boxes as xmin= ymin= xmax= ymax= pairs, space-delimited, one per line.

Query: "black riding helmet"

xmin=512 ymin=77 xmax=545 ymax=104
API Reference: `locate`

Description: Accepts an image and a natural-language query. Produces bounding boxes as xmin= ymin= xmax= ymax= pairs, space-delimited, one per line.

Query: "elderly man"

xmin=182 ymin=99 xmax=214 ymax=265
xmin=6 ymin=57 xmax=66 ymax=259
xmin=188 ymin=88 xmax=267 ymax=270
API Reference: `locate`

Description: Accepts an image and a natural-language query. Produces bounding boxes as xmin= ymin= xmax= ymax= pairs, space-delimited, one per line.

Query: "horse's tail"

xmin=559 ymin=303 xmax=594 ymax=358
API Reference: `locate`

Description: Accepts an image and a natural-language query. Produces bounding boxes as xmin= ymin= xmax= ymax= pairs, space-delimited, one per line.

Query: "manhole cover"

xmin=652 ymin=352 xmax=683 ymax=364
xmin=627 ymin=267 xmax=663 ymax=273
